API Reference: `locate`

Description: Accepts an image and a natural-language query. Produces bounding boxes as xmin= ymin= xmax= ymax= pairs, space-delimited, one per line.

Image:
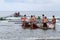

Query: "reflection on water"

xmin=0 ymin=20 xmax=60 ymax=40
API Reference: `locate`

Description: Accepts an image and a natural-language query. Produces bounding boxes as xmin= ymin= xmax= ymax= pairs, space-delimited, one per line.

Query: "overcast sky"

xmin=0 ymin=0 xmax=60 ymax=11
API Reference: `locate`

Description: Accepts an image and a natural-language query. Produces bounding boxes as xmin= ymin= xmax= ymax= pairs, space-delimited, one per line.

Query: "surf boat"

xmin=22 ymin=21 xmax=55 ymax=30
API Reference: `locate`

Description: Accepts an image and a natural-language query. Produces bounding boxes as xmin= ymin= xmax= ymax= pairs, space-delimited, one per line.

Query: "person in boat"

xmin=52 ymin=15 xmax=56 ymax=30
xmin=14 ymin=12 xmax=20 ymax=17
xmin=14 ymin=12 xmax=17 ymax=17
xmin=42 ymin=16 xmax=48 ymax=28
xmin=30 ymin=15 xmax=38 ymax=29
xmin=21 ymin=15 xmax=28 ymax=29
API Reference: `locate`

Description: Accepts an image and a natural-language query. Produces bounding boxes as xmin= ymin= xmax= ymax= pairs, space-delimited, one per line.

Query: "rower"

xmin=21 ymin=15 xmax=28 ymax=29
xmin=42 ymin=16 xmax=48 ymax=29
xmin=33 ymin=15 xmax=37 ymax=22
xmin=52 ymin=15 xmax=56 ymax=30
xmin=30 ymin=15 xmax=35 ymax=29
xmin=42 ymin=14 xmax=45 ymax=23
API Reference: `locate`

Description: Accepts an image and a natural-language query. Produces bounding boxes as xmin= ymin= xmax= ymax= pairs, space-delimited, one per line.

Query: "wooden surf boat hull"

xmin=22 ymin=22 xmax=55 ymax=30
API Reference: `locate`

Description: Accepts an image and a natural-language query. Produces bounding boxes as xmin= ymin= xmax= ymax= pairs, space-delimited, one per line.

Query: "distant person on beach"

xmin=52 ymin=15 xmax=56 ymax=30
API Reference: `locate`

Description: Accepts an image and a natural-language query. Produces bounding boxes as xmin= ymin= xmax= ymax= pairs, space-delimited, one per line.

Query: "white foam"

xmin=0 ymin=20 xmax=8 ymax=23
xmin=6 ymin=17 xmax=21 ymax=20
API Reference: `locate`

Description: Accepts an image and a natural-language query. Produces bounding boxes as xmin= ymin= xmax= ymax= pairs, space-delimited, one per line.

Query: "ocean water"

xmin=0 ymin=11 xmax=60 ymax=40
xmin=0 ymin=11 xmax=60 ymax=17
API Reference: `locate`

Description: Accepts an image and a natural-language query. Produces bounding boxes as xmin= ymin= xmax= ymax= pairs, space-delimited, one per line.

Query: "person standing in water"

xmin=30 ymin=15 xmax=38 ymax=29
xmin=33 ymin=15 xmax=37 ymax=22
xmin=21 ymin=15 xmax=28 ymax=29
xmin=42 ymin=14 xmax=45 ymax=23
xmin=30 ymin=15 xmax=34 ymax=29
xmin=42 ymin=14 xmax=45 ymax=27
xmin=43 ymin=17 xmax=48 ymax=28
xmin=52 ymin=15 xmax=56 ymax=30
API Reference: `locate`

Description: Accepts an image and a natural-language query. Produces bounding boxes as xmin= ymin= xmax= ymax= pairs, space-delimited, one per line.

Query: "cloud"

xmin=0 ymin=0 xmax=60 ymax=11
xmin=0 ymin=0 xmax=4 ymax=3
xmin=5 ymin=0 xmax=24 ymax=3
xmin=5 ymin=0 xmax=60 ymax=4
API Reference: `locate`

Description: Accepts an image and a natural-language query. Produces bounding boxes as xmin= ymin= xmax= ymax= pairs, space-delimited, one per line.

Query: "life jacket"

xmin=37 ymin=16 xmax=41 ymax=20
xmin=21 ymin=17 xmax=27 ymax=21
